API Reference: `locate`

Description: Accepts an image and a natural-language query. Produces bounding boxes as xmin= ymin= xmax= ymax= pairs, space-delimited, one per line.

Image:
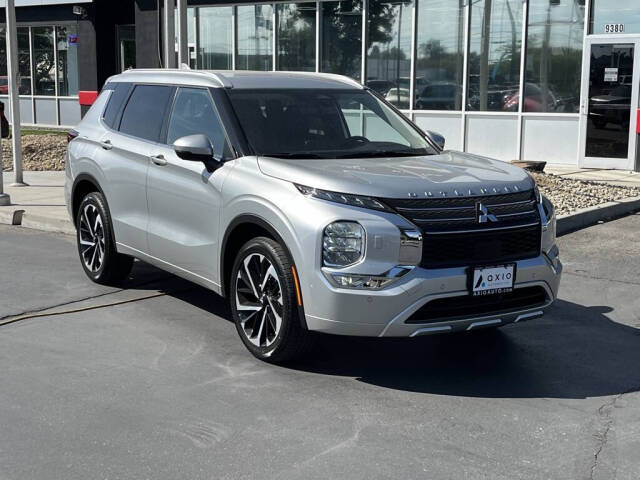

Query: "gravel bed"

xmin=1 ymin=135 xmax=639 ymax=216
xmin=531 ymin=172 xmax=640 ymax=216
xmin=1 ymin=135 xmax=67 ymax=172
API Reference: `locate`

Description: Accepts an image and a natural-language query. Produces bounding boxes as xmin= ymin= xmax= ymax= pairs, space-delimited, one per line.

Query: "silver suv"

xmin=65 ymin=69 xmax=562 ymax=362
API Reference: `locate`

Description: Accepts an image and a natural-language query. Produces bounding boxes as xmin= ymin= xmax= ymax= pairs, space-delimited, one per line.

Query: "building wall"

xmin=0 ymin=0 xmax=133 ymax=125
xmin=132 ymin=0 xmax=587 ymax=165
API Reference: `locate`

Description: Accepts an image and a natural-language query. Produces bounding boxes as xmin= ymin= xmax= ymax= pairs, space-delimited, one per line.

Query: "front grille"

xmin=405 ymin=286 xmax=548 ymax=324
xmin=383 ymin=190 xmax=542 ymax=268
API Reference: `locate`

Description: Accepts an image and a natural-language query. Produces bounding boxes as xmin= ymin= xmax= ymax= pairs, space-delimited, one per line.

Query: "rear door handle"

xmin=150 ymin=154 xmax=167 ymax=166
xmin=100 ymin=139 xmax=113 ymax=150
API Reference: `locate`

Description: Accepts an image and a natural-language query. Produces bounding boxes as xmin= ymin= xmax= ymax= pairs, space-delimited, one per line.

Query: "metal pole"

xmin=164 ymin=0 xmax=176 ymax=68
xmin=176 ymin=0 xmax=188 ymax=67
xmin=6 ymin=0 xmax=26 ymax=187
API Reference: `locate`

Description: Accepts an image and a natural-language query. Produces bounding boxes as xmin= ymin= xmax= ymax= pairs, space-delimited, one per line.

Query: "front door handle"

xmin=100 ymin=139 xmax=113 ymax=150
xmin=150 ymin=154 xmax=167 ymax=166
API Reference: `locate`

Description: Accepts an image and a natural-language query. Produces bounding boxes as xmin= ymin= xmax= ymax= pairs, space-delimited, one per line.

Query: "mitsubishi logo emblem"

xmin=476 ymin=202 xmax=498 ymax=223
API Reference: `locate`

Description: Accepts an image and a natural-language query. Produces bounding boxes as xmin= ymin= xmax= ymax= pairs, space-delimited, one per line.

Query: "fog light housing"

xmin=327 ymin=266 xmax=413 ymax=290
xmin=323 ymin=221 xmax=364 ymax=267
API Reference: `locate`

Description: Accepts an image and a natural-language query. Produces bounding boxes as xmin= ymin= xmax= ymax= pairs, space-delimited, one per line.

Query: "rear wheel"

xmin=230 ymin=237 xmax=313 ymax=363
xmin=76 ymin=192 xmax=133 ymax=285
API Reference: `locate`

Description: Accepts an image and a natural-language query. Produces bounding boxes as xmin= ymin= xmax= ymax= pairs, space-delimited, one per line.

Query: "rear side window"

xmin=102 ymin=82 xmax=131 ymax=129
xmin=166 ymin=87 xmax=232 ymax=160
xmin=119 ymin=85 xmax=174 ymax=142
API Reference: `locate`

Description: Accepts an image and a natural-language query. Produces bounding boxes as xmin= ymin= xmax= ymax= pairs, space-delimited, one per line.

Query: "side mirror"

xmin=426 ymin=130 xmax=445 ymax=150
xmin=173 ymin=134 xmax=216 ymax=163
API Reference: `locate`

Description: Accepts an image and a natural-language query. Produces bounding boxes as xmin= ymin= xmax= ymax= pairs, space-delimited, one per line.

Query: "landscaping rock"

xmin=1 ymin=134 xmax=67 ymax=172
xmin=532 ymin=172 xmax=640 ymax=216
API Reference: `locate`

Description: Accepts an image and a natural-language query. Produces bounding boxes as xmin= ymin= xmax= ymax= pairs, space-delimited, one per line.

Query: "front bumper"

xmin=303 ymin=254 xmax=562 ymax=337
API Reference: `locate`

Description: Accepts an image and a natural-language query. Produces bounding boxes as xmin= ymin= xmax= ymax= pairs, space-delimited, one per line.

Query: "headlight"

xmin=323 ymin=221 xmax=364 ymax=267
xmin=296 ymin=184 xmax=392 ymax=212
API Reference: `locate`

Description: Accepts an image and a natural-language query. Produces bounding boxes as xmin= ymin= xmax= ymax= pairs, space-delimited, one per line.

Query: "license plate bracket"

xmin=468 ymin=264 xmax=516 ymax=296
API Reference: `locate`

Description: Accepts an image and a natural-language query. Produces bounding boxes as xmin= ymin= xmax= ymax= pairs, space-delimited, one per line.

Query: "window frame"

xmin=162 ymin=85 xmax=236 ymax=162
xmin=116 ymin=83 xmax=177 ymax=144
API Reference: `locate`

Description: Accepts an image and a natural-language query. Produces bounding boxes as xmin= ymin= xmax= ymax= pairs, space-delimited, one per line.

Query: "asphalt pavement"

xmin=0 ymin=216 xmax=639 ymax=480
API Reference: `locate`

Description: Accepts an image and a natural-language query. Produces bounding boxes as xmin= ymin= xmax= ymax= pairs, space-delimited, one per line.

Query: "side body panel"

xmin=146 ymin=144 xmax=234 ymax=287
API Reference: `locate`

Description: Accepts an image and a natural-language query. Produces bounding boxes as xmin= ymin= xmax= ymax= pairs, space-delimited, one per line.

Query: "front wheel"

xmin=230 ymin=237 xmax=313 ymax=363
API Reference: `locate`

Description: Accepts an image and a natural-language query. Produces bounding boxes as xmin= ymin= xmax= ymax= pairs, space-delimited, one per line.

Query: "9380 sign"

xmin=604 ymin=23 xmax=625 ymax=34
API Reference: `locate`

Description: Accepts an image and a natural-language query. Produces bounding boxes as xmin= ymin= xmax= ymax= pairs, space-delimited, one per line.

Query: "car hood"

xmin=257 ymin=151 xmax=535 ymax=199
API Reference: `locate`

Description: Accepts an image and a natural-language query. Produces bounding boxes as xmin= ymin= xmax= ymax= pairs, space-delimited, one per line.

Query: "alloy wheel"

xmin=79 ymin=204 xmax=105 ymax=273
xmin=235 ymin=253 xmax=284 ymax=347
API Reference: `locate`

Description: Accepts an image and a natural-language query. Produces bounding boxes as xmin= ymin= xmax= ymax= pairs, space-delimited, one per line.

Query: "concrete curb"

xmin=0 ymin=207 xmax=75 ymax=235
xmin=20 ymin=213 xmax=76 ymax=236
xmin=557 ymin=196 xmax=640 ymax=236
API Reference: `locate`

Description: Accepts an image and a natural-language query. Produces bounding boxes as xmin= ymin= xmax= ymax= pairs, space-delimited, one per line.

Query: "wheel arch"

xmin=220 ymin=214 xmax=308 ymax=329
xmin=71 ymin=173 xmax=105 ymax=228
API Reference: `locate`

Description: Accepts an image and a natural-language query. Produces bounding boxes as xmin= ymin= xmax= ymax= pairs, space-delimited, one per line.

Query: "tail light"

xmin=67 ymin=129 xmax=79 ymax=143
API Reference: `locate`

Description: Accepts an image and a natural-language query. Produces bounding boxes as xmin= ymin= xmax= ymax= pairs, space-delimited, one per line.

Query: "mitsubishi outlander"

xmin=65 ymin=69 xmax=561 ymax=362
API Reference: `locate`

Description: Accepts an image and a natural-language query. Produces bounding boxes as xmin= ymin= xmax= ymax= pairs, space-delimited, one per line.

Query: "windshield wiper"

xmin=335 ymin=149 xmax=429 ymax=159
xmin=262 ymin=152 xmax=327 ymax=159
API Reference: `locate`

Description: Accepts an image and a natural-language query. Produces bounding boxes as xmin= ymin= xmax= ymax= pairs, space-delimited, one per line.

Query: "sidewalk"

xmin=545 ymin=165 xmax=640 ymax=188
xmin=0 ymin=171 xmax=73 ymax=235
xmin=0 ymin=167 xmax=639 ymax=236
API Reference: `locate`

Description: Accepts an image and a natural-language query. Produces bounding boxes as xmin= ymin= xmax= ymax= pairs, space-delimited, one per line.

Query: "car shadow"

xmin=126 ymin=262 xmax=640 ymax=400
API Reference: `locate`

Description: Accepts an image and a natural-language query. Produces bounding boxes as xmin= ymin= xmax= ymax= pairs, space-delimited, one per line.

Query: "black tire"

xmin=230 ymin=237 xmax=314 ymax=363
xmin=76 ymin=192 xmax=133 ymax=286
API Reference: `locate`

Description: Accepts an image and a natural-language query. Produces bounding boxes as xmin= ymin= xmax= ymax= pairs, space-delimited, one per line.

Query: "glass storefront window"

xmin=321 ymin=0 xmax=362 ymax=81
xmin=277 ymin=3 xmax=316 ymax=72
xmin=18 ymin=27 xmax=32 ymax=95
xmin=467 ymin=0 xmax=522 ymax=111
xmin=33 ymin=26 xmax=55 ymax=96
xmin=591 ymin=0 xmax=640 ymax=35
xmin=525 ymin=0 xmax=584 ymax=113
xmin=415 ymin=0 xmax=464 ymax=110
xmin=57 ymin=25 xmax=79 ymax=96
xmin=237 ymin=4 xmax=273 ymax=71
xmin=198 ymin=6 xmax=233 ymax=69
xmin=0 ymin=27 xmax=32 ymax=95
xmin=366 ymin=0 xmax=413 ymax=109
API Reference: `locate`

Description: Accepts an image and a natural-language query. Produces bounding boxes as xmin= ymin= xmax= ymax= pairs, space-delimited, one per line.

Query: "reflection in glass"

xmin=321 ymin=0 xmax=362 ymax=80
xmin=524 ymin=0 xmax=584 ymax=113
xmin=237 ymin=5 xmax=273 ymax=71
xmin=57 ymin=25 xmax=79 ymax=96
xmin=366 ymin=0 xmax=413 ymax=109
xmin=467 ymin=0 xmax=522 ymax=111
xmin=33 ymin=26 xmax=56 ymax=96
xmin=117 ymin=25 xmax=136 ymax=72
xmin=415 ymin=0 xmax=464 ymax=110
xmin=277 ymin=3 xmax=316 ymax=72
xmin=585 ymin=44 xmax=633 ymax=159
xmin=18 ymin=27 xmax=32 ymax=95
xmin=0 ymin=28 xmax=6 ymax=94
xmin=198 ymin=7 xmax=233 ymax=69
xmin=591 ymin=0 xmax=640 ymax=35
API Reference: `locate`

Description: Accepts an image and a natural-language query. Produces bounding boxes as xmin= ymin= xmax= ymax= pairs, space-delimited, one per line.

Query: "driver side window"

xmin=167 ymin=87 xmax=232 ymax=160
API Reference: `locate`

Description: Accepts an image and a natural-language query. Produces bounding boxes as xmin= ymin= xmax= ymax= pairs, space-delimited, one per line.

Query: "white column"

xmin=176 ymin=0 xmax=188 ymax=67
xmin=164 ymin=0 xmax=176 ymax=68
xmin=5 ymin=0 xmax=26 ymax=187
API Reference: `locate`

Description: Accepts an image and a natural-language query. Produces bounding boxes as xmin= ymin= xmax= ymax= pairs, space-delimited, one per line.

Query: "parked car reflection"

xmin=589 ymin=84 xmax=632 ymax=129
xmin=415 ymin=83 xmax=462 ymax=110
xmin=503 ymin=83 xmax=558 ymax=112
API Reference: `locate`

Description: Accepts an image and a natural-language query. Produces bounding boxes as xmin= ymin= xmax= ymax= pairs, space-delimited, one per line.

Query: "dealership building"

xmin=1 ymin=0 xmax=639 ymax=170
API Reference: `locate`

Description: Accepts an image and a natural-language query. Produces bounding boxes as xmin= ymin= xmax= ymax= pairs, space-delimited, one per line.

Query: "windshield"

xmin=227 ymin=88 xmax=436 ymax=159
